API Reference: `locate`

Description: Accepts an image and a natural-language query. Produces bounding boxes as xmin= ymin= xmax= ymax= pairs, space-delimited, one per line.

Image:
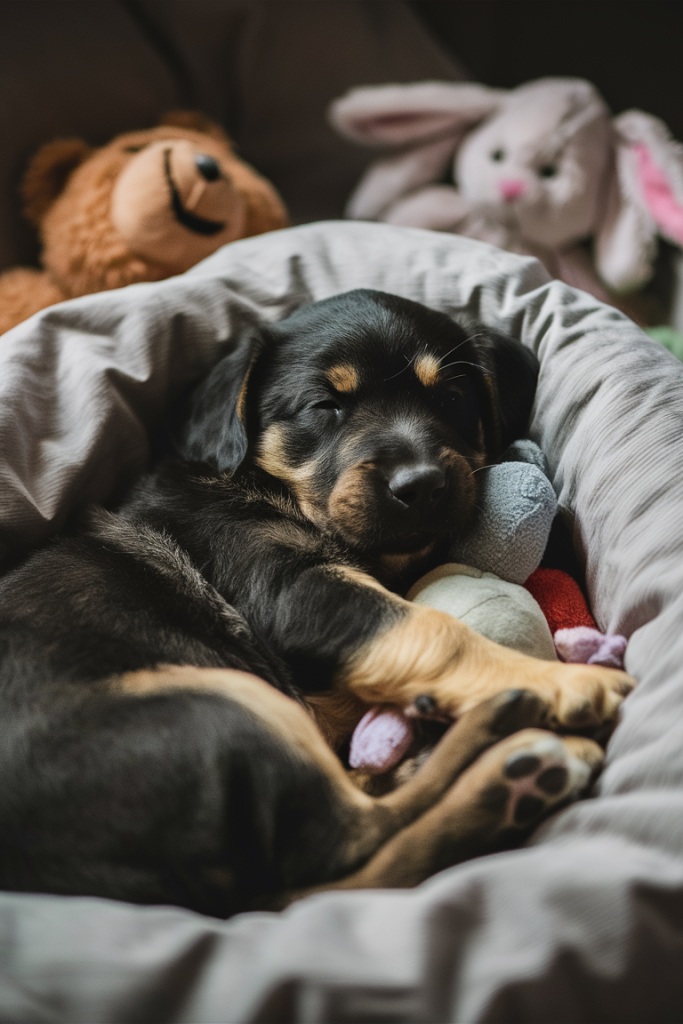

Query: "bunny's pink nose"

xmin=500 ymin=179 xmax=527 ymax=201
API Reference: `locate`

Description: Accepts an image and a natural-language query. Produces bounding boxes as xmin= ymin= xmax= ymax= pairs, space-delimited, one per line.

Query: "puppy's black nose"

xmin=195 ymin=154 xmax=221 ymax=181
xmin=388 ymin=465 xmax=446 ymax=508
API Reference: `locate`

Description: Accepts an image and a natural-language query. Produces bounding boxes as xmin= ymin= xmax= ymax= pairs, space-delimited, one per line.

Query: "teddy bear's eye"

xmin=123 ymin=144 xmax=148 ymax=154
xmin=538 ymin=164 xmax=558 ymax=178
xmin=491 ymin=149 xmax=505 ymax=162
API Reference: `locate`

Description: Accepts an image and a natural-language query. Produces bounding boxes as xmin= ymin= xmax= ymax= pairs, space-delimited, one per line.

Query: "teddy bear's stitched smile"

xmin=163 ymin=148 xmax=226 ymax=236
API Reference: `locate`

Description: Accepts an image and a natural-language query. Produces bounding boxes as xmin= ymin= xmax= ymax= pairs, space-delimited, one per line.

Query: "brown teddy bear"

xmin=0 ymin=112 xmax=288 ymax=336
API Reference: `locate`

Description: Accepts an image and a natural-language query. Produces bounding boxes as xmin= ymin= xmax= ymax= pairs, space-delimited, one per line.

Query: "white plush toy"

xmin=329 ymin=78 xmax=683 ymax=306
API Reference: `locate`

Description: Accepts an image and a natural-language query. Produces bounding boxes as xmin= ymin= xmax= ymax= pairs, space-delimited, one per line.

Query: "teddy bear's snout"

xmin=110 ymin=138 xmax=248 ymax=272
xmin=499 ymin=179 xmax=527 ymax=202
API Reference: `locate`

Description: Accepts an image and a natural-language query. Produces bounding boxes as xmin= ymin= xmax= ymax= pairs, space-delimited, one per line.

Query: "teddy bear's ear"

xmin=159 ymin=110 xmax=232 ymax=145
xmin=21 ymin=138 xmax=92 ymax=225
xmin=595 ymin=111 xmax=683 ymax=293
xmin=329 ymin=82 xmax=503 ymax=148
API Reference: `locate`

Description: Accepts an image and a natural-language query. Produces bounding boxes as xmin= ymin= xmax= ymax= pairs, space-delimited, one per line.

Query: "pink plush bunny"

xmin=329 ymin=78 xmax=683 ymax=303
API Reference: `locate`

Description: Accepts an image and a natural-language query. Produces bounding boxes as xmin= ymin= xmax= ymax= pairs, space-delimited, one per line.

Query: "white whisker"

xmin=437 ymin=338 xmax=471 ymax=366
xmin=437 ymin=331 xmax=487 ymax=366
xmin=383 ymin=352 xmax=418 ymax=382
xmin=439 ymin=360 xmax=490 ymax=374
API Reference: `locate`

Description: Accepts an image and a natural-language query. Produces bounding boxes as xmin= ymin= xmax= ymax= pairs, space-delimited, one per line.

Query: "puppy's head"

xmin=180 ymin=289 xmax=538 ymax=566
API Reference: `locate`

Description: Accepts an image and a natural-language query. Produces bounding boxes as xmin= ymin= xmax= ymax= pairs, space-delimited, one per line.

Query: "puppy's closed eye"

xmin=439 ymin=378 xmax=480 ymax=449
xmin=310 ymin=397 xmax=344 ymax=415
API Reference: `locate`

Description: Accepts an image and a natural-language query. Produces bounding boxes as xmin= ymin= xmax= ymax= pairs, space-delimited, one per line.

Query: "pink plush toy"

xmin=329 ymin=78 xmax=683 ymax=306
xmin=555 ymin=628 xmax=627 ymax=670
xmin=349 ymin=706 xmax=414 ymax=774
xmin=349 ymin=696 xmax=442 ymax=775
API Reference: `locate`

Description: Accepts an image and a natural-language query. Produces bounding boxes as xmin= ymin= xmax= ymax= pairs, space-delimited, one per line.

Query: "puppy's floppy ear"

xmin=177 ymin=332 xmax=262 ymax=473
xmin=475 ymin=330 xmax=539 ymax=457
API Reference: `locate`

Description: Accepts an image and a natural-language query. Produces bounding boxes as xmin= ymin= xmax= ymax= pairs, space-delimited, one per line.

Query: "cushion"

xmin=1 ymin=223 xmax=682 ymax=1022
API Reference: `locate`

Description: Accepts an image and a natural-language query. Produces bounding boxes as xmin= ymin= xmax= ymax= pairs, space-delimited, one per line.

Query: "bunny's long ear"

xmin=344 ymin=135 xmax=461 ymax=220
xmin=328 ymin=81 xmax=503 ymax=147
xmin=329 ymin=81 xmax=503 ymax=221
xmin=595 ymin=111 xmax=683 ymax=293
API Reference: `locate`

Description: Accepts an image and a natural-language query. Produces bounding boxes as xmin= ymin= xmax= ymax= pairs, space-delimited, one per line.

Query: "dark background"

xmin=1 ymin=0 xmax=682 ymax=271
xmin=412 ymin=1 xmax=683 ymax=139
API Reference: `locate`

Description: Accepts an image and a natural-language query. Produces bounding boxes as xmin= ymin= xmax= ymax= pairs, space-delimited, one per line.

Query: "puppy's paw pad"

xmin=504 ymin=751 xmax=541 ymax=778
xmin=490 ymin=689 xmax=548 ymax=737
xmin=503 ymin=735 xmax=590 ymax=828
xmin=536 ymin=765 xmax=568 ymax=794
xmin=513 ymin=794 xmax=546 ymax=825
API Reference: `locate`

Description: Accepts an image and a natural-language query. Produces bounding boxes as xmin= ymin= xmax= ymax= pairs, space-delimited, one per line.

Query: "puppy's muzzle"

xmin=387 ymin=463 xmax=446 ymax=513
xmin=378 ymin=458 xmax=450 ymax=544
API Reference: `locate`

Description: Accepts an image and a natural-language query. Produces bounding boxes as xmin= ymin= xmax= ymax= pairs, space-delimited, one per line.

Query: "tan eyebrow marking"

xmin=327 ymin=364 xmax=360 ymax=393
xmin=414 ymin=354 xmax=441 ymax=387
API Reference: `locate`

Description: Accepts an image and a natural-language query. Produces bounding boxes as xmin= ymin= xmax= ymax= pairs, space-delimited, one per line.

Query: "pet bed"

xmin=1 ymin=222 xmax=682 ymax=1023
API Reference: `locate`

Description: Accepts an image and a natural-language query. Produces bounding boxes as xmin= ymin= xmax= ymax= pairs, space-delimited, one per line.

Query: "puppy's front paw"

xmin=540 ymin=662 xmax=635 ymax=730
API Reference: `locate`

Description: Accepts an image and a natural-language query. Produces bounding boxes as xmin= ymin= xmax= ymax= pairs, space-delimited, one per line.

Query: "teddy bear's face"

xmin=37 ymin=124 xmax=287 ymax=298
xmin=455 ymin=88 xmax=613 ymax=251
xmin=110 ymin=132 xmax=248 ymax=271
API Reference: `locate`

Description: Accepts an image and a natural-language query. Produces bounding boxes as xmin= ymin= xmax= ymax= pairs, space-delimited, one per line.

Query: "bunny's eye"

xmin=491 ymin=149 xmax=505 ymax=162
xmin=539 ymin=164 xmax=558 ymax=178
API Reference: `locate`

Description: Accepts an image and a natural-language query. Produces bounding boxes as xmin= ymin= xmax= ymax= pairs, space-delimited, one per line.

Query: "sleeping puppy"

xmin=0 ymin=290 xmax=633 ymax=917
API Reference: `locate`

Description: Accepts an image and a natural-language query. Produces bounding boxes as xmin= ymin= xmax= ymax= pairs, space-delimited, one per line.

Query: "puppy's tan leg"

xmin=286 ymin=728 xmax=603 ymax=901
xmin=117 ymin=668 xmax=552 ymax=879
xmin=119 ymin=669 xmax=602 ymax=907
xmin=336 ymin=572 xmax=635 ymax=731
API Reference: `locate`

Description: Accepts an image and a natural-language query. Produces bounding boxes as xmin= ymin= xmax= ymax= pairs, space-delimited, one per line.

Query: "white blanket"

xmin=1 ymin=223 xmax=682 ymax=1022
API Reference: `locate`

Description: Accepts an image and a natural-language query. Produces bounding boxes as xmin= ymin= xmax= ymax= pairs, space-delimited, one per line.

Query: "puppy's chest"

xmin=132 ymin=467 xmax=349 ymax=577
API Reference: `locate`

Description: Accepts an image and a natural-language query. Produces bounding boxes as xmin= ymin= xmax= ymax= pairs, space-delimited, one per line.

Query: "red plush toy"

xmin=525 ymin=568 xmax=627 ymax=669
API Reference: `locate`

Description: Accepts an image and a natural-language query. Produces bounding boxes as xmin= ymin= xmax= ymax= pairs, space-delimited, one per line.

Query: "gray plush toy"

xmin=449 ymin=438 xmax=556 ymax=586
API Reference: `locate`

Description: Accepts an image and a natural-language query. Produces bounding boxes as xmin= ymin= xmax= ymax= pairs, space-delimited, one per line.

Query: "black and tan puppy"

xmin=0 ymin=290 xmax=633 ymax=917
